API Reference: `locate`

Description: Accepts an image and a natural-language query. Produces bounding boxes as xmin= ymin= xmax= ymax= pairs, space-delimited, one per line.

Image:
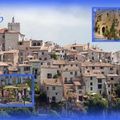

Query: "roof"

xmin=53 ymin=60 xmax=67 ymax=65
xmin=107 ymin=74 xmax=118 ymax=77
xmin=44 ymin=79 xmax=62 ymax=86
xmin=0 ymin=62 xmax=8 ymax=66
xmin=41 ymin=65 xmax=59 ymax=69
xmin=0 ymin=28 xmax=8 ymax=33
xmin=73 ymin=81 xmax=81 ymax=86
xmin=81 ymin=62 xmax=113 ymax=67
xmin=62 ymin=66 xmax=79 ymax=72
xmin=40 ymin=46 xmax=49 ymax=51
xmin=18 ymin=64 xmax=31 ymax=67
xmin=83 ymin=73 xmax=105 ymax=78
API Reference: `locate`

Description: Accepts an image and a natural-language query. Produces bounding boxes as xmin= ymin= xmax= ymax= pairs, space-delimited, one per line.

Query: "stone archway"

xmin=102 ymin=27 xmax=105 ymax=34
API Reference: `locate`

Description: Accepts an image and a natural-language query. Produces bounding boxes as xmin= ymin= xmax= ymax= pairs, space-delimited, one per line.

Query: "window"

xmin=90 ymin=87 xmax=93 ymax=91
xmin=111 ymin=77 xmax=114 ymax=80
xmin=47 ymin=73 xmax=52 ymax=79
xmin=37 ymin=43 xmax=41 ymax=46
xmin=102 ymin=72 xmax=104 ymax=74
xmin=79 ymin=96 xmax=83 ymax=101
xmin=98 ymin=84 xmax=102 ymax=89
xmin=90 ymin=82 xmax=93 ymax=86
xmin=100 ymin=67 xmax=103 ymax=69
xmin=92 ymin=57 xmax=94 ymax=60
xmin=73 ymin=47 xmax=76 ymax=50
xmin=92 ymin=67 xmax=95 ymax=70
xmin=52 ymin=96 xmax=56 ymax=102
xmin=90 ymin=77 xmax=93 ymax=80
xmin=18 ymin=42 xmax=23 ymax=45
xmin=70 ymin=72 xmax=73 ymax=75
xmin=110 ymin=67 xmax=113 ymax=71
xmin=24 ymin=67 xmax=30 ymax=71
xmin=33 ymin=43 xmax=36 ymax=46
xmin=75 ymin=71 xmax=77 ymax=76
xmin=44 ymin=58 xmax=47 ymax=60
xmin=52 ymin=86 xmax=55 ymax=90
xmin=65 ymin=78 xmax=67 ymax=82
xmin=98 ymin=79 xmax=102 ymax=83
xmin=42 ymin=52 xmax=44 ymax=55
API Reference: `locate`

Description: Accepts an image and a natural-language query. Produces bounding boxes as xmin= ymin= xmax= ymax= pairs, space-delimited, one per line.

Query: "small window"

xmin=47 ymin=73 xmax=52 ymax=79
xmin=52 ymin=86 xmax=55 ymax=90
xmin=73 ymin=47 xmax=76 ymax=50
xmin=90 ymin=82 xmax=93 ymax=86
xmin=111 ymin=77 xmax=114 ymax=80
xmin=90 ymin=87 xmax=93 ymax=91
xmin=44 ymin=58 xmax=47 ymax=60
xmin=70 ymin=72 xmax=73 ymax=75
xmin=42 ymin=52 xmax=44 ymax=55
xmin=100 ymin=67 xmax=103 ymax=69
xmin=98 ymin=84 xmax=102 ymax=89
xmin=110 ymin=67 xmax=113 ymax=71
xmin=92 ymin=57 xmax=94 ymax=60
xmin=98 ymin=79 xmax=102 ymax=83
xmin=75 ymin=71 xmax=77 ymax=76
xmin=90 ymin=77 xmax=93 ymax=80
xmin=92 ymin=67 xmax=95 ymax=70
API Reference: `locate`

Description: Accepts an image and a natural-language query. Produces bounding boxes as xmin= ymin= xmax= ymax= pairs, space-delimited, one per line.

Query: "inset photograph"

xmin=92 ymin=7 xmax=120 ymax=42
xmin=0 ymin=74 xmax=34 ymax=107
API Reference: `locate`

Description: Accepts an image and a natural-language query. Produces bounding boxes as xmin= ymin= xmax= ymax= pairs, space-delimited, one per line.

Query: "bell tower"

xmin=8 ymin=17 xmax=20 ymax=32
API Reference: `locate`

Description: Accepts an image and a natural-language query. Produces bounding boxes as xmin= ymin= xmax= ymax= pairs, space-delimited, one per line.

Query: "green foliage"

xmin=84 ymin=94 xmax=108 ymax=112
xmin=34 ymin=83 xmax=40 ymax=94
xmin=103 ymin=19 xmax=119 ymax=40
xmin=115 ymin=84 xmax=120 ymax=97
xmin=51 ymin=53 xmax=58 ymax=60
xmin=0 ymin=108 xmax=32 ymax=118
xmin=53 ymin=73 xmax=61 ymax=79
xmin=112 ymin=98 xmax=120 ymax=110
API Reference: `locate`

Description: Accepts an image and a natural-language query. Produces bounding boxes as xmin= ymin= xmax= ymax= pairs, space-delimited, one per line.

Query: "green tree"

xmin=115 ymin=84 xmax=120 ymax=97
xmin=112 ymin=98 xmax=120 ymax=111
xmin=51 ymin=53 xmax=58 ymax=60
xmin=84 ymin=94 xmax=108 ymax=112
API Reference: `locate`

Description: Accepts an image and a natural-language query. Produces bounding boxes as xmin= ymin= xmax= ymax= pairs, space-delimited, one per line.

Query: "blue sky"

xmin=0 ymin=1 xmax=120 ymax=52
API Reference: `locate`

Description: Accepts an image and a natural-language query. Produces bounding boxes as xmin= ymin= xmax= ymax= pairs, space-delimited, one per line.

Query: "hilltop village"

xmin=0 ymin=17 xmax=120 ymax=109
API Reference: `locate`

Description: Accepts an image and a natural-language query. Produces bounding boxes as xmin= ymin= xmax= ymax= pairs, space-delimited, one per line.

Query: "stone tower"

xmin=8 ymin=17 xmax=20 ymax=32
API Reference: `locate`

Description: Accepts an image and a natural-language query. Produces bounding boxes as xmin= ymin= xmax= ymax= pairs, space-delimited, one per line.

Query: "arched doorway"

xmin=102 ymin=27 xmax=105 ymax=34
